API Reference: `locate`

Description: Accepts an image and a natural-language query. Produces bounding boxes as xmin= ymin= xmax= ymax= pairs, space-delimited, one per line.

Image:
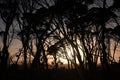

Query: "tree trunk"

xmin=1 ymin=23 xmax=10 ymax=70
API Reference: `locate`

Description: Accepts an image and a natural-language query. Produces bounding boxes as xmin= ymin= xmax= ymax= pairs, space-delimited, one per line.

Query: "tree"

xmin=0 ymin=0 xmax=19 ymax=70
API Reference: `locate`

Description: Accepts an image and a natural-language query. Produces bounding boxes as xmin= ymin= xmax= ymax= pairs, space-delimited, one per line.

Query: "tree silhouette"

xmin=1 ymin=0 xmax=120 ymax=80
xmin=0 ymin=0 xmax=19 ymax=70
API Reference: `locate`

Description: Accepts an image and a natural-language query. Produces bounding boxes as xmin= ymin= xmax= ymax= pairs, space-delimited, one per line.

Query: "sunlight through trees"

xmin=0 ymin=0 xmax=120 ymax=80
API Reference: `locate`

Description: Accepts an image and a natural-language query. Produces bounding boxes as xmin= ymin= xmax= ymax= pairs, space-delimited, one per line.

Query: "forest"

xmin=0 ymin=0 xmax=120 ymax=80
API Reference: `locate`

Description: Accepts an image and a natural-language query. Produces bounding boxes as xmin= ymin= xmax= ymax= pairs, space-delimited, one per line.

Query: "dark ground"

xmin=0 ymin=63 xmax=120 ymax=80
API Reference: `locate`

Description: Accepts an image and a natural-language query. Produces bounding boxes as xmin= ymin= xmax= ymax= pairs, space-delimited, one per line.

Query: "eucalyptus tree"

xmin=16 ymin=0 xmax=37 ymax=70
xmin=55 ymin=0 xmax=120 ymax=72
xmin=109 ymin=22 xmax=120 ymax=63
xmin=77 ymin=0 xmax=120 ymax=70
xmin=43 ymin=1 xmax=90 ymax=80
xmin=108 ymin=0 xmax=120 ymax=63
xmin=18 ymin=0 xmax=57 ymax=70
xmin=0 ymin=0 xmax=19 ymax=70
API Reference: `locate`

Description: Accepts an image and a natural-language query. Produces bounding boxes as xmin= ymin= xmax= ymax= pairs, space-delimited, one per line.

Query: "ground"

xmin=0 ymin=63 xmax=120 ymax=80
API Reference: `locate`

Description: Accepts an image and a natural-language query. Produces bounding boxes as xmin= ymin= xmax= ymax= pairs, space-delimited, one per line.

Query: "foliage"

xmin=0 ymin=0 xmax=120 ymax=80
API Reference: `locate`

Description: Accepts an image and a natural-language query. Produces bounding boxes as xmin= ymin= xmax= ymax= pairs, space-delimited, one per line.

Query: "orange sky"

xmin=0 ymin=38 xmax=120 ymax=66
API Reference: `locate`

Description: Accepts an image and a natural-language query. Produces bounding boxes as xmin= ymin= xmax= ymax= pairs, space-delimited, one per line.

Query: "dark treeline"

xmin=0 ymin=0 xmax=120 ymax=80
